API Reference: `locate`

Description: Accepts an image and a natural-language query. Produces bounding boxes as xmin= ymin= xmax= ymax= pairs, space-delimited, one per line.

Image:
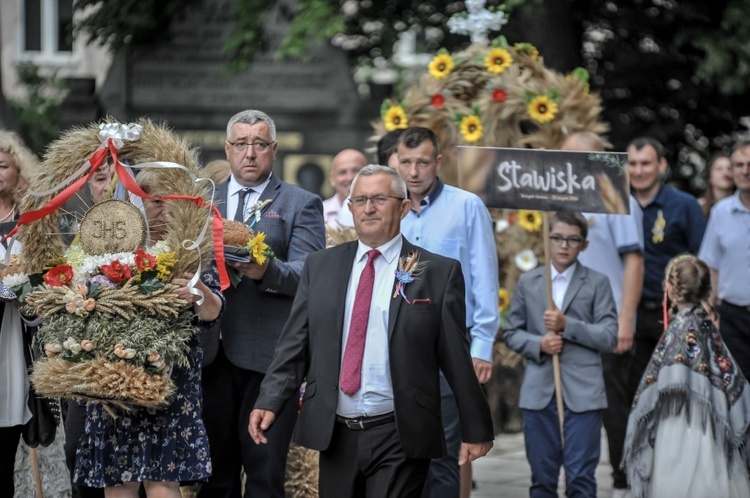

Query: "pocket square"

xmin=265 ymin=210 xmax=281 ymax=219
xmin=411 ymin=298 xmax=431 ymax=305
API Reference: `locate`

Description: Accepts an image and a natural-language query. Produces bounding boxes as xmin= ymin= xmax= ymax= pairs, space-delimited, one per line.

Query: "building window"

xmin=21 ymin=0 xmax=74 ymax=60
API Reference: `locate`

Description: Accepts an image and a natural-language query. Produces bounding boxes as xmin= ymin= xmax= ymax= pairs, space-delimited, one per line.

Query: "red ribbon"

xmin=2 ymin=139 xmax=230 ymax=290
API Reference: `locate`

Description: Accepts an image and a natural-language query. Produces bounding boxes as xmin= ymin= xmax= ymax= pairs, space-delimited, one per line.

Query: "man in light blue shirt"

xmin=395 ymin=127 xmax=499 ymax=497
xmin=699 ymin=140 xmax=750 ymax=380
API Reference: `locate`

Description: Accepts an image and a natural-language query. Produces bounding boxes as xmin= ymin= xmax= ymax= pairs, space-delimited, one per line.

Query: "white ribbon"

xmin=129 ymin=161 xmax=218 ymax=306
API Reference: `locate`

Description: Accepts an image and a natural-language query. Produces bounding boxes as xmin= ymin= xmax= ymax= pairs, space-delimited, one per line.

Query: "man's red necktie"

xmin=340 ymin=249 xmax=381 ymax=396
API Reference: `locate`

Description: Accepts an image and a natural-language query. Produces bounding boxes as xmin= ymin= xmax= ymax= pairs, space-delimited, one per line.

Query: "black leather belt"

xmin=336 ymin=412 xmax=395 ymax=431
xmin=721 ymin=301 xmax=750 ymax=313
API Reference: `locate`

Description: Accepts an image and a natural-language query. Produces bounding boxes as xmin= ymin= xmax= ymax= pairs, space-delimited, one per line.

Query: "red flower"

xmin=100 ymin=261 xmax=133 ymax=284
xmin=492 ymin=88 xmax=507 ymax=102
xmin=43 ymin=265 xmax=74 ymax=287
xmin=431 ymin=93 xmax=446 ymax=108
xmin=508 ymin=212 xmax=518 ymax=224
xmin=134 ymin=248 xmax=157 ymax=271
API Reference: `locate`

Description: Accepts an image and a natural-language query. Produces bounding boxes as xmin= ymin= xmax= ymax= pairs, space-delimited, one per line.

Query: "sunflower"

xmin=384 ymin=106 xmax=409 ymax=131
xmin=485 ymin=48 xmax=513 ymax=75
xmin=428 ymin=53 xmax=454 ymax=80
xmin=459 ymin=115 xmax=483 ymax=143
xmin=518 ymin=210 xmax=543 ymax=232
xmin=248 ymin=232 xmax=274 ymax=265
xmin=498 ymin=288 xmax=510 ymax=313
xmin=527 ymin=95 xmax=559 ymax=124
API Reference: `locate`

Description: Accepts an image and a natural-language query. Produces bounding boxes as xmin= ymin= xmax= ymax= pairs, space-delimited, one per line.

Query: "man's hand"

xmin=227 ymin=256 xmax=270 ymax=280
xmin=613 ymin=321 xmax=634 ymax=354
xmin=458 ymin=441 xmax=493 ymax=465
xmin=543 ymin=309 xmax=566 ymax=332
xmin=248 ymin=409 xmax=276 ymax=445
xmin=472 ymin=358 xmax=492 ymax=384
xmin=540 ymin=331 xmax=563 ymax=356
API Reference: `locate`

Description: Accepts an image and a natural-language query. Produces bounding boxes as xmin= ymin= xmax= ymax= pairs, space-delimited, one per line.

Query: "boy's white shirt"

xmin=550 ymin=262 xmax=577 ymax=310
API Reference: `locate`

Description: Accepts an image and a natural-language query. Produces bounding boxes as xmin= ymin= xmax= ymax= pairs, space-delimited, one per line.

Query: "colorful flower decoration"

xmin=134 ymin=248 xmax=157 ymax=271
xmin=492 ymin=88 xmax=507 ymax=103
xmin=100 ymin=260 xmax=133 ymax=284
xmin=527 ymin=95 xmax=559 ymax=124
xmin=383 ymin=105 xmax=409 ymax=131
xmin=498 ymin=288 xmax=510 ymax=313
xmin=393 ymin=252 xmax=426 ymax=303
xmin=514 ymin=249 xmax=538 ymax=272
xmin=513 ymin=42 xmax=539 ymax=61
xmin=43 ymin=264 xmax=74 ymax=287
xmin=248 ymin=232 xmax=275 ymax=265
xmin=428 ymin=52 xmax=455 ymax=80
xmin=431 ymin=93 xmax=446 ymax=108
xmin=518 ymin=210 xmax=543 ymax=232
xmin=485 ymin=47 xmax=513 ymax=75
xmin=460 ymin=114 xmax=484 ymax=143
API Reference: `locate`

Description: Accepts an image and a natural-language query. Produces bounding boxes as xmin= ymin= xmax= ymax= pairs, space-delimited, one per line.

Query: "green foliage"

xmin=223 ymin=0 xmax=275 ymax=73
xmin=73 ymin=0 xmax=200 ymax=51
xmin=7 ymin=63 xmax=65 ymax=157
xmin=276 ymin=0 xmax=345 ymax=59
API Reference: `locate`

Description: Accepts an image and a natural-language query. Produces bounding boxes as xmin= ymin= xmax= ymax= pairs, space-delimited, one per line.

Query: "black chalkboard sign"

xmin=457 ymin=146 xmax=630 ymax=214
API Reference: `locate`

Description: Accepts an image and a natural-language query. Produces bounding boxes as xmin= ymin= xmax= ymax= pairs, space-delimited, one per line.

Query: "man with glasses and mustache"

xmin=199 ymin=110 xmax=325 ymax=498
xmin=394 ymin=126 xmax=499 ymax=498
xmin=249 ymin=165 xmax=494 ymax=497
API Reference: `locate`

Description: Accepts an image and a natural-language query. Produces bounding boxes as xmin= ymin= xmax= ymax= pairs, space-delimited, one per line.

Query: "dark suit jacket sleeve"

xmin=562 ymin=273 xmax=618 ymax=353
xmin=503 ymin=274 xmax=545 ymax=364
xmin=438 ymin=260 xmax=495 ymax=444
xmin=259 ymin=194 xmax=325 ymax=297
xmin=255 ymin=257 xmax=313 ymax=414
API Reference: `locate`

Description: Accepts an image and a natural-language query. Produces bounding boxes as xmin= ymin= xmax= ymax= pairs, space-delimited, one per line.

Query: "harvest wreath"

xmin=8 ymin=118 xmax=226 ymax=410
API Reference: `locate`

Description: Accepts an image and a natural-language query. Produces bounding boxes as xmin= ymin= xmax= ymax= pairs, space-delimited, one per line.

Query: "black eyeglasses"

xmin=226 ymin=140 xmax=275 ymax=153
xmin=349 ymin=195 xmax=405 ymax=207
xmin=549 ymin=235 xmax=585 ymax=248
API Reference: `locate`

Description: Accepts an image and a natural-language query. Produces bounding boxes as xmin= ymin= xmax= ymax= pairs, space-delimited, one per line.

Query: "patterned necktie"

xmin=340 ymin=249 xmax=381 ymax=396
xmin=233 ymin=188 xmax=251 ymax=222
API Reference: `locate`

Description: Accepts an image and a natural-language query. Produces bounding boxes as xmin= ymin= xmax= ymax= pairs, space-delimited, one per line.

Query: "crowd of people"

xmin=0 ymin=109 xmax=748 ymax=498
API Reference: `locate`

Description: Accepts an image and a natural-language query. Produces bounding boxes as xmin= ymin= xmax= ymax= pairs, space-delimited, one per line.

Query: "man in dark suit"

xmin=249 ymin=165 xmax=494 ymax=497
xmin=199 ymin=110 xmax=325 ymax=498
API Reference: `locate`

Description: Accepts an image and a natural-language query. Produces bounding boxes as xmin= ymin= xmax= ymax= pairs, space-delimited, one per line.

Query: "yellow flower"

xmin=498 ymin=288 xmax=510 ymax=313
xmin=518 ymin=210 xmax=543 ymax=232
xmin=485 ymin=48 xmax=513 ymax=75
xmin=384 ymin=106 xmax=409 ymax=131
xmin=527 ymin=95 xmax=559 ymax=124
xmin=248 ymin=232 xmax=272 ymax=265
xmin=428 ymin=53 xmax=454 ymax=80
xmin=460 ymin=115 xmax=483 ymax=143
xmin=155 ymin=252 xmax=177 ymax=281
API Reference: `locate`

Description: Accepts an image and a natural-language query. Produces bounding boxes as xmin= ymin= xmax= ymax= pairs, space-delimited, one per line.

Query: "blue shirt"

xmin=401 ymin=179 xmax=500 ymax=362
xmin=636 ymin=184 xmax=706 ymax=300
xmin=699 ymin=193 xmax=750 ymax=306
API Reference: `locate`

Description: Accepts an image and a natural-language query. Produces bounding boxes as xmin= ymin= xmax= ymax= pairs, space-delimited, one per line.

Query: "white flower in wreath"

xmin=515 ymin=249 xmax=538 ymax=272
xmin=2 ymin=272 xmax=29 ymax=287
xmin=495 ymin=219 xmax=509 ymax=234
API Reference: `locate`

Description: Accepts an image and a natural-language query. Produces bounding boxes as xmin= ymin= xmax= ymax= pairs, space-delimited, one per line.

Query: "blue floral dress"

xmin=74 ymin=270 xmax=223 ymax=487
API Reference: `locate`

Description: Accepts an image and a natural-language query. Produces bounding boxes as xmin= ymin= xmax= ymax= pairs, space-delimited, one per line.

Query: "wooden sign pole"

xmin=543 ymin=212 xmax=565 ymax=448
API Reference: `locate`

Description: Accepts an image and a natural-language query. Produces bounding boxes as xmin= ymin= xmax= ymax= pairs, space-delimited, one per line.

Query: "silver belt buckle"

xmin=356 ymin=419 xmax=365 ymax=430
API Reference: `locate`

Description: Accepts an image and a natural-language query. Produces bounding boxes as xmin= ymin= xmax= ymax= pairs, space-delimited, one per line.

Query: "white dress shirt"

xmin=226 ymin=174 xmax=272 ymax=223
xmin=336 ymin=234 xmax=401 ymax=418
xmin=551 ymin=262 xmax=577 ymax=310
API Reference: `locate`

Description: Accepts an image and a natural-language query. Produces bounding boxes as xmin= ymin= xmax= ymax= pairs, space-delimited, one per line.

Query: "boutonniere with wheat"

xmin=393 ymin=251 xmax=426 ymax=303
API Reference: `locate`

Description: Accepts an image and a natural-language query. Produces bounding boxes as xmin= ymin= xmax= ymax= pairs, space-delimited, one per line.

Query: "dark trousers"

xmin=198 ymin=345 xmax=298 ymax=498
xmin=421 ymin=373 xmax=461 ymax=498
xmin=64 ymin=401 xmax=104 ymax=498
xmin=627 ymin=305 xmax=664 ymax=403
xmin=319 ymin=418 xmax=430 ymax=498
xmin=601 ymin=350 xmax=634 ymax=490
xmin=0 ymin=424 xmax=23 ymax=497
xmin=718 ymin=302 xmax=750 ymax=382
xmin=522 ymin=399 xmax=602 ymax=498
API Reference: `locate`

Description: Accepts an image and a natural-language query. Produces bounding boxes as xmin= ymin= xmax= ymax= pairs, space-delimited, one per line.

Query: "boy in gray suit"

xmin=504 ymin=212 xmax=618 ymax=498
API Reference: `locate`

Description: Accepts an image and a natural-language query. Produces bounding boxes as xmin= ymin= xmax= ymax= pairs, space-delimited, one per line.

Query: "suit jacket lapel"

xmin=258 ymin=174 xmax=282 ymax=206
xmin=561 ymin=264 xmax=586 ymax=313
xmin=336 ymin=242 xmax=358 ymax=348
xmin=388 ymin=237 xmax=413 ymax=339
xmin=216 ymin=180 xmax=229 ymax=218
